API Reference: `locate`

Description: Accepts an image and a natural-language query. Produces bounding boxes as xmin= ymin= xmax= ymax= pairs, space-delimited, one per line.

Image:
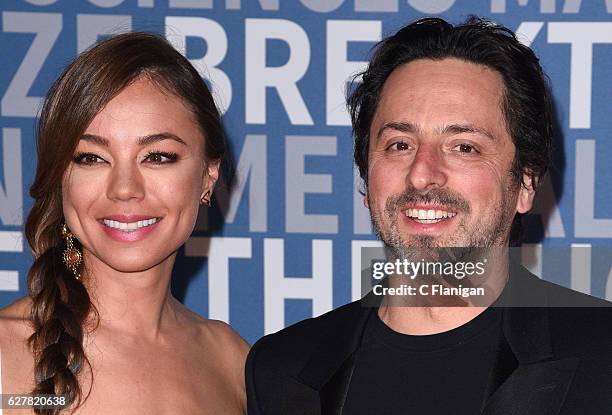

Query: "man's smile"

xmin=403 ymin=207 xmax=458 ymax=224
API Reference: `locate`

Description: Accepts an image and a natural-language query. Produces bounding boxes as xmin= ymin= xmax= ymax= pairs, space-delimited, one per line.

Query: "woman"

xmin=0 ymin=32 xmax=248 ymax=414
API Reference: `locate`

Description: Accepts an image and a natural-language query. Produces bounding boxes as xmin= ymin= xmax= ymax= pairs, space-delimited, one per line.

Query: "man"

xmin=246 ymin=17 xmax=612 ymax=415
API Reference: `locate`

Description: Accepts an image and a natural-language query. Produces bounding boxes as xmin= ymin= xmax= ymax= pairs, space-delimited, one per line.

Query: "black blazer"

xmin=246 ymin=265 xmax=612 ymax=415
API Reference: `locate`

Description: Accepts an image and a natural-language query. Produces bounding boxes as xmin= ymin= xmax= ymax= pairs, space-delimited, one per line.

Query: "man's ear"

xmin=201 ymin=158 xmax=221 ymax=198
xmin=364 ymin=192 xmax=369 ymax=209
xmin=516 ymin=173 xmax=536 ymax=214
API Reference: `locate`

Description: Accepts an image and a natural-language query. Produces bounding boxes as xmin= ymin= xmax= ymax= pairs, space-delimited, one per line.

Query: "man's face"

xmin=366 ymin=58 xmax=534 ymax=253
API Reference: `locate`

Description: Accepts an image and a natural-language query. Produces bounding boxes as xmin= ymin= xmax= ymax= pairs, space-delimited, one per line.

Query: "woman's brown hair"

xmin=26 ymin=32 xmax=225 ymax=414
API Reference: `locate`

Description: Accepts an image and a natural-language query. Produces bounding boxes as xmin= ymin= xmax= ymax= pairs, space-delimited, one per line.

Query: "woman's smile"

xmin=98 ymin=214 xmax=163 ymax=242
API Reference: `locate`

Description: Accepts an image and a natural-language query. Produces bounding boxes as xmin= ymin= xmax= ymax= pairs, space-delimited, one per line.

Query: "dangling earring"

xmin=200 ymin=190 xmax=211 ymax=207
xmin=60 ymin=223 xmax=82 ymax=280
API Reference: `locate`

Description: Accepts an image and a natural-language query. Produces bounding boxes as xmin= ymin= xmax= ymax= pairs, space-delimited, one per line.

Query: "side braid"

xmin=28 ymin=238 xmax=92 ymax=414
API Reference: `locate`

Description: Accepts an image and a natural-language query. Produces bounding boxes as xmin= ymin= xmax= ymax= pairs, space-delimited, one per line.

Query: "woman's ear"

xmin=200 ymin=159 xmax=221 ymax=204
xmin=516 ymin=173 xmax=536 ymax=214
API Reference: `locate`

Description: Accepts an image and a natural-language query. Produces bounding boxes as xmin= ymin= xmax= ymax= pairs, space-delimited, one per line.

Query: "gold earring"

xmin=60 ymin=223 xmax=82 ymax=280
xmin=200 ymin=191 xmax=211 ymax=207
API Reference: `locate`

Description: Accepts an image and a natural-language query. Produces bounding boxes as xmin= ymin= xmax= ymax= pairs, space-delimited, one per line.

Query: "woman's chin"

xmin=84 ymin=249 xmax=177 ymax=275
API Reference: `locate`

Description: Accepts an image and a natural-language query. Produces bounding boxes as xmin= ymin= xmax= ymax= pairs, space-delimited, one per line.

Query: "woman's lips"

xmin=99 ymin=217 xmax=162 ymax=242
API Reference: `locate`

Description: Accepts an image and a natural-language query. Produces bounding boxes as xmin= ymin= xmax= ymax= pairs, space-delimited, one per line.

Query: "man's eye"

xmin=455 ymin=143 xmax=478 ymax=154
xmin=388 ymin=142 xmax=410 ymax=151
xmin=144 ymin=151 xmax=179 ymax=164
xmin=72 ymin=152 xmax=104 ymax=165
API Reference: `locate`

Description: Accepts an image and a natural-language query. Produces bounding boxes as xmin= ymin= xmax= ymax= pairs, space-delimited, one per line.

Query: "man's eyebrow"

xmin=80 ymin=133 xmax=187 ymax=146
xmin=375 ymin=122 xmax=497 ymax=142
xmin=376 ymin=121 xmax=420 ymax=141
xmin=440 ymin=124 xmax=497 ymax=141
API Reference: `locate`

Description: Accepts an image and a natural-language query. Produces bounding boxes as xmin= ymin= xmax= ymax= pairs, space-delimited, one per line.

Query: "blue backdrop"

xmin=1 ymin=0 xmax=612 ymax=344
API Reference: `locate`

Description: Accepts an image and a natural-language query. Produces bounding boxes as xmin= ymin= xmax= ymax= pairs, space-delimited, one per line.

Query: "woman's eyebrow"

xmin=80 ymin=132 xmax=187 ymax=146
xmin=80 ymin=134 xmax=109 ymax=146
xmin=137 ymin=132 xmax=187 ymax=146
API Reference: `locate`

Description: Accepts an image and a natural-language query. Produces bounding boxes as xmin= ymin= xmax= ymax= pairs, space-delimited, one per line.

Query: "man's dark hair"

xmin=348 ymin=16 xmax=554 ymax=245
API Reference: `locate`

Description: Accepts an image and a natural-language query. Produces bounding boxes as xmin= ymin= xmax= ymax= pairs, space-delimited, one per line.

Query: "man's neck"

xmin=377 ymin=305 xmax=488 ymax=335
xmin=377 ymin=247 xmax=510 ymax=335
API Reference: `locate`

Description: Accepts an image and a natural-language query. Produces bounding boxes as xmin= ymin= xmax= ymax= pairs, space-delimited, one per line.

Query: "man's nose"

xmin=406 ymin=144 xmax=447 ymax=191
xmin=106 ymin=163 xmax=146 ymax=202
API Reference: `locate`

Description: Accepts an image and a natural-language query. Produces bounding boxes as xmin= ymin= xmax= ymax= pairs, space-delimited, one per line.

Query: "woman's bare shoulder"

xmin=187 ymin=313 xmax=249 ymax=411
xmin=0 ymin=297 xmax=36 ymax=394
xmin=0 ymin=296 xmax=31 ymax=317
xmin=177 ymin=302 xmax=249 ymax=356
xmin=0 ymin=297 xmax=33 ymax=344
xmin=202 ymin=318 xmax=250 ymax=356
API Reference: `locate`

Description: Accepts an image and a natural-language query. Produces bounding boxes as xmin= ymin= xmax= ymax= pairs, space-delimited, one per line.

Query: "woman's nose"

xmin=106 ymin=163 xmax=145 ymax=202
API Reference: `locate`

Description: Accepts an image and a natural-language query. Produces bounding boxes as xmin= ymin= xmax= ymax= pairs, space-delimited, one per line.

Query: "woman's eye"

xmin=144 ymin=151 xmax=178 ymax=164
xmin=72 ymin=152 xmax=104 ymax=165
xmin=388 ymin=141 xmax=410 ymax=151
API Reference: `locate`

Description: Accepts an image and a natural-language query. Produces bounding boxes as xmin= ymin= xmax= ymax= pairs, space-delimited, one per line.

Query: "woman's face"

xmin=62 ymin=77 xmax=218 ymax=274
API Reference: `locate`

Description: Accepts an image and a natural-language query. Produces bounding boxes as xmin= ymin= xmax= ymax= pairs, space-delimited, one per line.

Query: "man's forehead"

xmin=383 ymin=57 xmax=504 ymax=87
xmin=370 ymin=58 xmax=509 ymax=141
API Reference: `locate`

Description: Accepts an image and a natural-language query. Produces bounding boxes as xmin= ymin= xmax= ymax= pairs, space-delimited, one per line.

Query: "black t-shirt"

xmin=342 ymin=307 xmax=502 ymax=415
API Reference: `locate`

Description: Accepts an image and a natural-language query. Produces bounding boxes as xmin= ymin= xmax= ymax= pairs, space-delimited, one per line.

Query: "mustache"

xmin=385 ymin=186 xmax=471 ymax=214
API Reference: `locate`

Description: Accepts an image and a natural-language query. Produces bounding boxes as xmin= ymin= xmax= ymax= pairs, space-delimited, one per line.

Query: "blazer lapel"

xmin=482 ymin=265 xmax=580 ymax=415
xmin=481 ymin=332 xmax=518 ymax=411
xmin=296 ymin=296 xmax=378 ymax=415
xmin=319 ymin=353 xmax=357 ymax=415
xmin=482 ymin=355 xmax=579 ymax=415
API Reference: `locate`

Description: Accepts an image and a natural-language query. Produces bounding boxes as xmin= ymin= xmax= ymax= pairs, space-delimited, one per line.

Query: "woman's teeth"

xmin=103 ymin=218 xmax=159 ymax=232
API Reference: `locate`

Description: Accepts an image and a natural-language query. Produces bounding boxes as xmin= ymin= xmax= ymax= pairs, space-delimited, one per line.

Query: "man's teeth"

xmin=103 ymin=218 xmax=159 ymax=231
xmin=405 ymin=209 xmax=456 ymax=223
